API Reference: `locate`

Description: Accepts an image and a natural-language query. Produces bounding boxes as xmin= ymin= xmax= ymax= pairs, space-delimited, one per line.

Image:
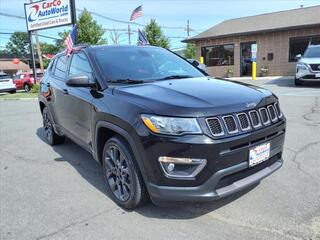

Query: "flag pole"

xmin=128 ymin=24 xmax=131 ymax=45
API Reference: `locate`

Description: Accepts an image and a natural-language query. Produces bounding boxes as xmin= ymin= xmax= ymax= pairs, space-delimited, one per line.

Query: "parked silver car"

xmin=295 ymin=45 xmax=320 ymax=86
xmin=187 ymin=59 xmax=207 ymax=72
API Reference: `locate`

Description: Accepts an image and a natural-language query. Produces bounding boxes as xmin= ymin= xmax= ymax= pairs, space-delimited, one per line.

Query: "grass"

xmin=0 ymin=92 xmax=38 ymax=99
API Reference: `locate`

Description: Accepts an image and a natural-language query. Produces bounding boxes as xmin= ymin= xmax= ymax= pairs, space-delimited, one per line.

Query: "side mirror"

xmin=295 ymin=54 xmax=302 ymax=60
xmin=66 ymin=74 xmax=96 ymax=88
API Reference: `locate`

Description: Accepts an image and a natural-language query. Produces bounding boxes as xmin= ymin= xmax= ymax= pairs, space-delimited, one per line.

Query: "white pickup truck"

xmin=0 ymin=73 xmax=16 ymax=94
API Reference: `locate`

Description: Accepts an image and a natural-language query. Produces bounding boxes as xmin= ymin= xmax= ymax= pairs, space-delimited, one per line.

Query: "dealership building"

xmin=184 ymin=6 xmax=320 ymax=77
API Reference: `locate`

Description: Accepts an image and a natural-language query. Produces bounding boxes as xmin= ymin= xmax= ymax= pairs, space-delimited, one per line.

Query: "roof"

xmin=184 ymin=5 xmax=320 ymax=42
xmin=0 ymin=61 xmax=30 ymax=71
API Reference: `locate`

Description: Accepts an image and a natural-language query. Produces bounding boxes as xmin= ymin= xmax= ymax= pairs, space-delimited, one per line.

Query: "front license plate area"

xmin=249 ymin=142 xmax=270 ymax=167
xmin=315 ymin=73 xmax=320 ymax=78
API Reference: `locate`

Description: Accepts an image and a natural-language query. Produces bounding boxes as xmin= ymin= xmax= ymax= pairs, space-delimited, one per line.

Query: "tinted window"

xmin=93 ymin=47 xmax=204 ymax=82
xmin=289 ymin=35 xmax=320 ymax=62
xmin=0 ymin=74 xmax=10 ymax=80
xmin=53 ymin=55 xmax=68 ymax=79
xmin=202 ymin=44 xmax=234 ymax=66
xmin=69 ymin=52 xmax=93 ymax=81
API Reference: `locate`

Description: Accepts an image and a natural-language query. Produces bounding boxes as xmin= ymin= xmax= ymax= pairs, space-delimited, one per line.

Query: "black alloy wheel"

xmin=42 ymin=107 xmax=65 ymax=145
xmin=102 ymin=137 xmax=147 ymax=209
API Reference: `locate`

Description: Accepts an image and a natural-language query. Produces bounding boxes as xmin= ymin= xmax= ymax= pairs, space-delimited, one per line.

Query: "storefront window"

xmin=289 ymin=35 xmax=320 ymax=62
xmin=202 ymin=44 xmax=234 ymax=66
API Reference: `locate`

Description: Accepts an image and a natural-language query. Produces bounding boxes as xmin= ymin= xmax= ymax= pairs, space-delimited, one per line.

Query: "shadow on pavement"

xmin=36 ymin=127 xmax=258 ymax=219
xmin=264 ymin=78 xmax=320 ymax=88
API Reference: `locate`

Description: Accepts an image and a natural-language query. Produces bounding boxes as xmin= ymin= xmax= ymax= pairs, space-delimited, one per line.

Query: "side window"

xmin=69 ymin=52 xmax=94 ymax=82
xmin=13 ymin=75 xmax=20 ymax=80
xmin=53 ymin=55 xmax=68 ymax=79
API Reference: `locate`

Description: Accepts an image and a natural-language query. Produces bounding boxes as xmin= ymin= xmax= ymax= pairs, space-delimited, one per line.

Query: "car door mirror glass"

xmin=66 ymin=74 xmax=95 ymax=88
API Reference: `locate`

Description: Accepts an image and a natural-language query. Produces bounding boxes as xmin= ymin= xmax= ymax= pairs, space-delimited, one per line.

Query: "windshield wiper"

xmin=156 ymin=75 xmax=194 ymax=80
xmin=108 ymin=79 xmax=144 ymax=84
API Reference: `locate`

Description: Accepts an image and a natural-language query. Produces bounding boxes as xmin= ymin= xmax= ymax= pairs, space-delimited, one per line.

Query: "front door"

xmin=64 ymin=51 xmax=95 ymax=148
xmin=240 ymin=42 xmax=256 ymax=76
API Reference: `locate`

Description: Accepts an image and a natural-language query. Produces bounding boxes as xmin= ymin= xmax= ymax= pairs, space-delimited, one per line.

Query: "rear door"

xmin=14 ymin=74 xmax=23 ymax=89
xmin=48 ymin=55 xmax=70 ymax=131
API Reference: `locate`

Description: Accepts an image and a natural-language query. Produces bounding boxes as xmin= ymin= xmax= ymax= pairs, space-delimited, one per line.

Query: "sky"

xmin=0 ymin=0 xmax=319 ymax=50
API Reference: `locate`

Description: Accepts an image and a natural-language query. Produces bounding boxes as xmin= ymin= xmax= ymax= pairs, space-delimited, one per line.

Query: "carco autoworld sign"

xmin=24 ymin=0 xmax=72 ymax=31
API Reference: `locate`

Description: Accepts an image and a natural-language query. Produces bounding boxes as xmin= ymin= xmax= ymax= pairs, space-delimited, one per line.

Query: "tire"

xmin=295 ymin=78 xmax=303 ymax=86
xmin=42 ymin=107 xmax=65 ymax=145
xmin=24 ymin=84 xmax=31 ymax=92
xmin=102 ymin=136 xmax=147 ymax=209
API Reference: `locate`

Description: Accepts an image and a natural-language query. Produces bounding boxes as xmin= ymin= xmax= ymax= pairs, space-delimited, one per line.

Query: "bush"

xmin=31 ymin=83 xmax=39 ymax=93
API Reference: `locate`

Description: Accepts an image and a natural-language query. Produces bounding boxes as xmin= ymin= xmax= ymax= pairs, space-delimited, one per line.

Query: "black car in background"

xmin=38 ymin=45 xmax=286 ymax=209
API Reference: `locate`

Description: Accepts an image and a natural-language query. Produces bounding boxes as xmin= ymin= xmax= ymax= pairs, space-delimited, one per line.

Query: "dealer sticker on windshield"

xmin=249 ymin=142 xmax=270 ymax=167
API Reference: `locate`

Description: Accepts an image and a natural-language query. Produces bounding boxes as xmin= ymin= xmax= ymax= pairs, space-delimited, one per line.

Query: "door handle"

xmin=62 ymin=89 xmax=69 ymax=95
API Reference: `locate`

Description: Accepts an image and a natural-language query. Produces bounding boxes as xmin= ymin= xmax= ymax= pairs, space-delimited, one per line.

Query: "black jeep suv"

xmin=38 ymin=45 xmax=286 ymax=209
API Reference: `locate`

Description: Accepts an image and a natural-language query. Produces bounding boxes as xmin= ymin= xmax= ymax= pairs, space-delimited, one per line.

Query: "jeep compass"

xmin=38 ymin=45 xmax=286 ymax=209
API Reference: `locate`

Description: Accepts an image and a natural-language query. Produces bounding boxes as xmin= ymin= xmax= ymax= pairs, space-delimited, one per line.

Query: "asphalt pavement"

xmin=0 ymin=77 xmax=320 ymax=240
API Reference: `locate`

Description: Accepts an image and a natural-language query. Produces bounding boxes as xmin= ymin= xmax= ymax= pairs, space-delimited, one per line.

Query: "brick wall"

xmin=195 ymin=27 xmax=320 ymax=77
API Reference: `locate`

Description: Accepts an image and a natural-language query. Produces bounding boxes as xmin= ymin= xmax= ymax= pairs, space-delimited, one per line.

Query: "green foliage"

xmin=31 ymin=83 xmax=39 ymax=93
xmin=40 ymin=42 xmax=60 ymax=54
xmin=184 ymin=43 xmax=195 ymax=59
xmin=144 ymin=19 xmax=170 ymax=48
xmin=5 ymin=32 xmax=29 ymax=55
xmin=56 ymin=9 xmax=106 ymax=50
xmin=77 ymin=9 xmax=106 ymax=45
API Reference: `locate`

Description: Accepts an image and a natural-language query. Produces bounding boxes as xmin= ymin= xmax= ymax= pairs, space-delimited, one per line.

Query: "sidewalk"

xmin=224 ymin=76 xmax=294 ymax=86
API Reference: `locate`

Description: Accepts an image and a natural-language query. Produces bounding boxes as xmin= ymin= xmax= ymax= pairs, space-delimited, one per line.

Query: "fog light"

xmin=158 ymin=157 xmax=207 ymax=179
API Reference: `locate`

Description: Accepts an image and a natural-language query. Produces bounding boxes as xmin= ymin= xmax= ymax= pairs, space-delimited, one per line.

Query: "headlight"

xmin=297 ymin=63 xmax=309 ymax=71
xmin=141 ymin=114 xmax=202 ymax=135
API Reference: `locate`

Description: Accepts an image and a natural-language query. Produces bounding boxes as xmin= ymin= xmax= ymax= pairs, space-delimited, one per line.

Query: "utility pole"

xmin=28 ymin=32 xmax=37 ymax=80
xmin=128 ymin=24 xmax=131 ymax=44
xmin=29 ymin=0 xmax=37 ymax=80
xmin=34 ymin=32 xmax=44 ymax=72
xmin=187 ymin=20 xmax=190 ymax=38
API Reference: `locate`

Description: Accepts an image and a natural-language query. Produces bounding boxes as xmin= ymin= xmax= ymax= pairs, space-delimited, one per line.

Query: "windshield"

xmin=303 ymin=46 xmax=320 ymax=58
xmin=93 ymin=46 xmax=205 ymax=82
xmin=0 ymin=74 xmax=10 ymax=81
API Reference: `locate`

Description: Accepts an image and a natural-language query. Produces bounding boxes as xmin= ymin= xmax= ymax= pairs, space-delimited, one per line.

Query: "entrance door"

xmin=240 ymin=42 xmax=256 ymax=76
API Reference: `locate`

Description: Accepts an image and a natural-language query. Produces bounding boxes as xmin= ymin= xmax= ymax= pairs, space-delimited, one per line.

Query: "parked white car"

xmin=0 ymin=73 xmax=16 ymax=94
xmin=295 ymin=45 xmax=320 ymax=86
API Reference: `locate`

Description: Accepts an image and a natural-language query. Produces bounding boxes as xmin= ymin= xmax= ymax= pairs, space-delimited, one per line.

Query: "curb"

xmin=0 ymin=98 xmax=37 ymax=101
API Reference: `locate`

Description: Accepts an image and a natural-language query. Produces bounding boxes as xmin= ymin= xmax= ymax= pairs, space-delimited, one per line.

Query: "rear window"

xmin=0 ymin=74 xmax=10 ymax=81
xmin=53 ymin=55 xmax=68 ymax=79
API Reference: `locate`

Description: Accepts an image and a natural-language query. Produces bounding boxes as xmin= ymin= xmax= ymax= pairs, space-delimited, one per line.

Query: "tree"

xmin=77 ymin=9 xmax=106 ymax=45
xmin=184 ymin=43 xmax=195 ymax=59
xmin=56 ymin=9 xmax=106 ymax=50
xmin=109 ymin=28 xmax=123 ymax=45
xmin=5 ymin=32 xmax=29 ymax=55
xmin=40 ymin=42 xmax=60 ymax=55
xmin=144 ymin=19 xmax=170 ymax=48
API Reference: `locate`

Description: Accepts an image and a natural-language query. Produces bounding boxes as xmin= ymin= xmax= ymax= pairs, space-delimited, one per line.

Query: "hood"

xmin=112 ymin=77 xmax=275 ymax=117
xmin=300 ymin=57 xmax=320 ymax=64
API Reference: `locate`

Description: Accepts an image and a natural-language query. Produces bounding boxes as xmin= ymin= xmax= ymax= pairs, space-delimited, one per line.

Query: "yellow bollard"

xmin=252 ymin=61 xmax=257 ymax=80
xmin=199 ymin=56 xmax=204 ymax=64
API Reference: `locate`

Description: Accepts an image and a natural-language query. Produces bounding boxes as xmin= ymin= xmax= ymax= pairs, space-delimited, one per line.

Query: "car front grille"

xmin=206 ymin=102 xmax=283 ymax=138
xmin=309 ymin=64 xmax=320 ymax=72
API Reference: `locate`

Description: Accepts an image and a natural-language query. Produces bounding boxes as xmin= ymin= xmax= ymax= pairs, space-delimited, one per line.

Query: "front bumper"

xmin=0 ymin=87 xmax=16 ymax=93
xmin=137 ymin=118 xmax=286 ymax=202
xmin=149 ymin=158 xmax=282 ymax=202
xmin=296 ymin=67 xmax=320 ymax=81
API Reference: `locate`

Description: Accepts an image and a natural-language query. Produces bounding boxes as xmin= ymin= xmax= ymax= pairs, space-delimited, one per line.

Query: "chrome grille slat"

xmin=249 ymin=110 xmax=262 ymax=128
xmin=274 ymin=102 xmax=283 ymax=118
xmin=206 ymin=117 xmax=224 ymax=137
xmin=222 ymin=115 xmax=239 ymax=134
xmin=267 ymin=105 xmax=277 ymax=122
xmin=259 ymin=108 xmax=271 ymax=125
xmin=236 ymin=113 xmax=251 ymax=131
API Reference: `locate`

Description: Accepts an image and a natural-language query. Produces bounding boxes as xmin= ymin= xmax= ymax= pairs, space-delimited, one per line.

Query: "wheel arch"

xmin=94 ymin=121 xmax=150 ymax=187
